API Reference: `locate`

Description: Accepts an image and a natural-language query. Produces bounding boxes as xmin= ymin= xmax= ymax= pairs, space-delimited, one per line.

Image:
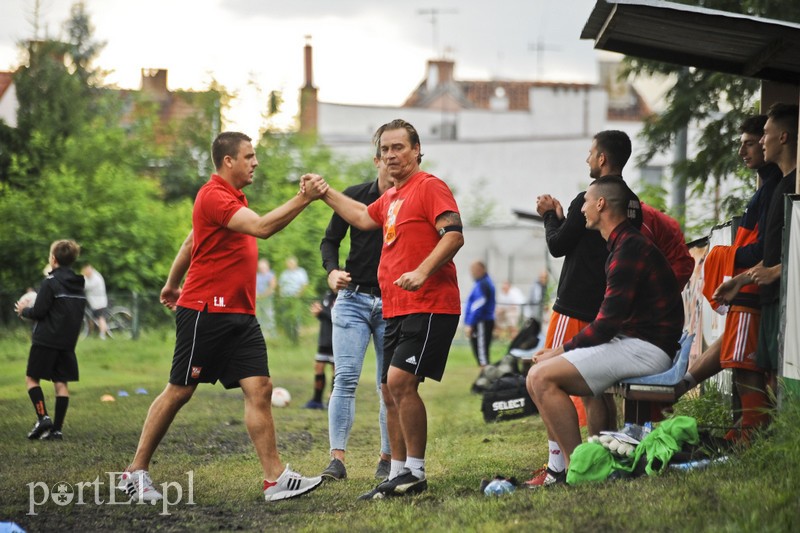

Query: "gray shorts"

xmin=562 ymin=336 xmax=672 ymax=396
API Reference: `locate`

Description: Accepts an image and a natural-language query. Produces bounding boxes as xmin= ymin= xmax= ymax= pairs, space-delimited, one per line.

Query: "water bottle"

xmin=484 ymin=479 xmax=515 ymax=496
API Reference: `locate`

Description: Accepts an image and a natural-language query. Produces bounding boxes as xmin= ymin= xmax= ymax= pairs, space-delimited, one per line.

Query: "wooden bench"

xmin=612 ymin=333 xmax=694 ymax=425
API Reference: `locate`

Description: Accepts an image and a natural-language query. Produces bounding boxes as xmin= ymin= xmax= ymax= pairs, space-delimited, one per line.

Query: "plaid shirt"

xmin=563 ymin=221 xmax=684 ymax=357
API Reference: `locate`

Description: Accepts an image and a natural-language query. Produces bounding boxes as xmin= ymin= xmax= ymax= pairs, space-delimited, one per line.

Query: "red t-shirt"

xmin=177 ymin=174 xmax=258 ymax=314
xmin=640 ymin=203 xmax=694 ymax=289
xmin=367 ymin=171 xmax=461 ymax=318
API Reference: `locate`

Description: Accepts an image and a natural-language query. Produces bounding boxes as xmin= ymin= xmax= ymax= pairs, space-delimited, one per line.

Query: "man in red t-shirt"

xmin=119 ymin=132 xmax=328 ymax=503
xmin=305 ymin=119 xmax=464 ymax=499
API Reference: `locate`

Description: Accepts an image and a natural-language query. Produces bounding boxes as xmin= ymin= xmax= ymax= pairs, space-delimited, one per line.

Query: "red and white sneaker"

xmin=118 ymin=470 xmax=163 ymax=502
xmin=263 ymin=465 xmax=323 ymax=502
xmin=524 ymin=466 xmax=566 ymax=488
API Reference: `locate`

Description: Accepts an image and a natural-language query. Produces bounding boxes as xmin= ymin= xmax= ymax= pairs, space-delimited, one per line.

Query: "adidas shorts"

xmin=720 ymin=306 xmax=761 ymax=371
xmin=382 ymin=313 xmax=459 ymax=383
xmin=169 ymin=306 xmax=269 ymax=390
xmin=545 ymin=311 xmax=590 ymax=349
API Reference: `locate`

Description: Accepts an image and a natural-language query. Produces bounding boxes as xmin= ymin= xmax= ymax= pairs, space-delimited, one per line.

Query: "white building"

xmin=298 ymin=45 xmax=674 ymax=302
xmin=0 ymin=71 xmax=18 ymax=127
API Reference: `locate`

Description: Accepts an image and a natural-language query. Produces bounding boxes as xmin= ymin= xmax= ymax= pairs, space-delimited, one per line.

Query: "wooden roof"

xmin=581 ymin=0 xmax=800 ymax=84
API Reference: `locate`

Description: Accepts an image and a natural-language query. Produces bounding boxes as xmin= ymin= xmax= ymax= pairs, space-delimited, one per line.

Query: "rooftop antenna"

xmin=418 ymin=8 xmax=458 ymax=57
xmin=28 ymin=0 xmax=42 ymax=40
xmin=528 ymin=36 xmax=560 ymax=80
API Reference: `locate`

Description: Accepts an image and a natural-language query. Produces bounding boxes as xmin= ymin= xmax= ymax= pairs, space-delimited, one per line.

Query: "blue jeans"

xmin=328 ymin=289 xmax=390 ymax=455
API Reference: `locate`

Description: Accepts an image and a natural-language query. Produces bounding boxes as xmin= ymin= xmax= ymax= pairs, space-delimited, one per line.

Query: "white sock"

xmin=405 ymin=456 xmax=426 ymax=479
xmin=683 ymin=372 xmax=697 ymax=388
xmin=389 ymin=459 xmax=406 ymax=480
xmin=548 ymin=440 xmax=566 ymax=472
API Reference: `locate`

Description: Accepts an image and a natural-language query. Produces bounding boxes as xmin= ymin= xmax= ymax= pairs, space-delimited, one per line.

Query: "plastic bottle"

xmin=484 ymin=479 xmax=515 ymax=496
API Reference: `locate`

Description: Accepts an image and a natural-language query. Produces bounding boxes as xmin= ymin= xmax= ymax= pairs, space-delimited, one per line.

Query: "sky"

xmin=0 ymin=0 xmax=615 ymax=135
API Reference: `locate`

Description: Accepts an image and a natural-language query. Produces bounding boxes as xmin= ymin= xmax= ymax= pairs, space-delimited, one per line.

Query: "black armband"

xmin=438 ymin=225 xmax=463 ymax=237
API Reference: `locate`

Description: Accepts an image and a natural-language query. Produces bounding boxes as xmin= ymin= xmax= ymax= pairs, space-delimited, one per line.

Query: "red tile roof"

xmin=0 ymin=71 xmax=13 ymax=100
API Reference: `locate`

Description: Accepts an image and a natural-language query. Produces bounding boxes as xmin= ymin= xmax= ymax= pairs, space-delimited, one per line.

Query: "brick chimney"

xmin=426 ymin=59 xmax=455 ymax=91
xmin=141 ymin=69 xmax=169 ymax=102
xmin=299 ymin=36 xmax=318 ymax=134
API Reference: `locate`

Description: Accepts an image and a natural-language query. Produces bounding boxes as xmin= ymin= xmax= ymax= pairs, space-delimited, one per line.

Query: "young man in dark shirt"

xmin=527 ymin=177 xmax=684 ymax=479
xmin=715 ymin=103 xmax=798 ymax=398
xmin=678 ymin=114 xmax=783 ymax=441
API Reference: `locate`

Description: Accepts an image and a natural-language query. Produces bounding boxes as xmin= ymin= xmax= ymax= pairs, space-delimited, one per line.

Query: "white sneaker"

xmin=263 ymin=465 xmax=323 ymax=502
xmin=118 ymin=470 xmax=163 ymax=502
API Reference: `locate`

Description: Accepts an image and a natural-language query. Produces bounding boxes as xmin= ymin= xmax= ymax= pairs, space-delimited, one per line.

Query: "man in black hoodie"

xmin=16 ymin=239 xmax=86 ymax=440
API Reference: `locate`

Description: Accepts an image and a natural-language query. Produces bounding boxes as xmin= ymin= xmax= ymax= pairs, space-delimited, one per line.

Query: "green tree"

xmin=0 ymin=3 xmax=193 ymax=296
xmin=248 ymin=132 xmax=374 ymax=298
xmin=7 ymin=3 xmax=106 ymax=187
xmin=460 ymin=177 xmax=498 ymax=226
xmin=0 ymin=118 xmax=192 ymax=294
xmin=622 ymin=0 xmax=800 ymax=231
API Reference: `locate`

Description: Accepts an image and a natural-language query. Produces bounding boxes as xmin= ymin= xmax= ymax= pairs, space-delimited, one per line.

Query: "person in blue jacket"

xmin=464 ymin=261 xmax=496 ymax=367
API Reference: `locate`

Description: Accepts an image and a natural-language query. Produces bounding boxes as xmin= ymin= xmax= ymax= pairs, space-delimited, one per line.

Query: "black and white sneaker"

xmin=118 ymin=470 xmax=163 ymax=502
xmin=27 ymin=416 xmax=53 ymax=439
xmin=358 ymin=478 xmax=394 ymax=500
xmin=264 ymin=465 xmax=323 ymax=502
xmin=321 ymin=458 xmax=347 ymax=481
xmin=378 ymin=470 xmax=427 ymax=496
xmin=41 ymin=429 xmax=63 ymax=440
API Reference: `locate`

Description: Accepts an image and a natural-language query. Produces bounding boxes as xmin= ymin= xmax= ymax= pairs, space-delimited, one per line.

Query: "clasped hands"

xmin=299 ymin=173 xmax=329 ymax=200
xmin=536 ymin=194 xmax=564 ymax=219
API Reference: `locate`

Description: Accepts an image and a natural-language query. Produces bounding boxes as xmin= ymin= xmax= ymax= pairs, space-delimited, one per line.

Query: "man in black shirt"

xmin=716 ymin=103 xmax=798 ymax=396
xmin=319 ymin=154 xmax=394 ymax=481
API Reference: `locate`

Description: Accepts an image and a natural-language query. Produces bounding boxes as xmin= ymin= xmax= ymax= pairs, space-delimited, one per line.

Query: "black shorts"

xmin=382 ymin=313 xmax=459 ymax=383
xmin=27 ymin=345 xmax=79 ymax=382
xmin=170 ymin=306 xmax=269 ymax=390
xmin=90 ymin=307 xmax=108 ymax=318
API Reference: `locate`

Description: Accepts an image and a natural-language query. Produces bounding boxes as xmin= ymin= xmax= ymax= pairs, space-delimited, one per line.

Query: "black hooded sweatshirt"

xmin=21 ymin=266 xmax=86 ymax=350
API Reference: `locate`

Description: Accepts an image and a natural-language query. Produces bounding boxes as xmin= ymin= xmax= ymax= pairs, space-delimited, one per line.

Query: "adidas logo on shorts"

xmin=405 ymin=355 xmax=418 ymax=365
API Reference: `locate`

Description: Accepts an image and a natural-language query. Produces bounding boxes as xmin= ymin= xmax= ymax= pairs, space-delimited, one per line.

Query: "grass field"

xmin=1 ymin=327 xmax=798 ymax=532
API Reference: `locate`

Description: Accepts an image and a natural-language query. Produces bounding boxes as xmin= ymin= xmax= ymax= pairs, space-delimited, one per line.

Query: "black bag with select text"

xmin=481 ymin=374 xmax=537 ymax=423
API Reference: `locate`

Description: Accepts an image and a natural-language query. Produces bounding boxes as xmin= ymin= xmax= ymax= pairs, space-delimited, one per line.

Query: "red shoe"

xmin=524 ymin=466 xmax=566 ymax=487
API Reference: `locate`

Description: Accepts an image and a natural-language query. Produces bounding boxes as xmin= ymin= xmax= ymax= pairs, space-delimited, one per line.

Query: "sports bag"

xmin=481 ymin=374 xmax=537 ymax=423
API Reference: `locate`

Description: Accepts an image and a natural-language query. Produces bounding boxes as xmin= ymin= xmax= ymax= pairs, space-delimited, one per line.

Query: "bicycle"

xmin=82 ymin=305 xmax=133 ymax=339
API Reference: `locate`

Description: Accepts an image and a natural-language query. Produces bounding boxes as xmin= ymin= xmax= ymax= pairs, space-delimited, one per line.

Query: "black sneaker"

xmin=378 ymin=470 xmax=427 ymax=496
xmin=321 ymin=458 xmax=347 ymax=480
xmin=41 ymin=430 xmax=63 ymax=440
xmin=27 ymin=416 xmax=53 ymax=439
xmin=375 ymin=459 xmax=390 ymax=480
xmin=357 ymin=485 xmax=388 ymax=500
xmin=358 ymin=478 xmax=394 ymax=500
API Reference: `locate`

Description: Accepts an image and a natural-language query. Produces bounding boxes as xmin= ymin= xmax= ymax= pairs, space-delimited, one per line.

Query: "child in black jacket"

xmin=16 ymin=239 xmax=86 ymax=440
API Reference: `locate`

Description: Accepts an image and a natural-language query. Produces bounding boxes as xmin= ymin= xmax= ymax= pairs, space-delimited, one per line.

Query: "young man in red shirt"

xmin=306 ymin=119 xmax=464 ymax=498
xmin=119 ymin=132 xmax=328 ymax=503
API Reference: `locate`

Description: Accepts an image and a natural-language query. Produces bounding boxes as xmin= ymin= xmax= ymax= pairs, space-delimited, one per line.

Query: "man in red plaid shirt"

xmin=526 ymin=177 xmax=684 ymax=478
